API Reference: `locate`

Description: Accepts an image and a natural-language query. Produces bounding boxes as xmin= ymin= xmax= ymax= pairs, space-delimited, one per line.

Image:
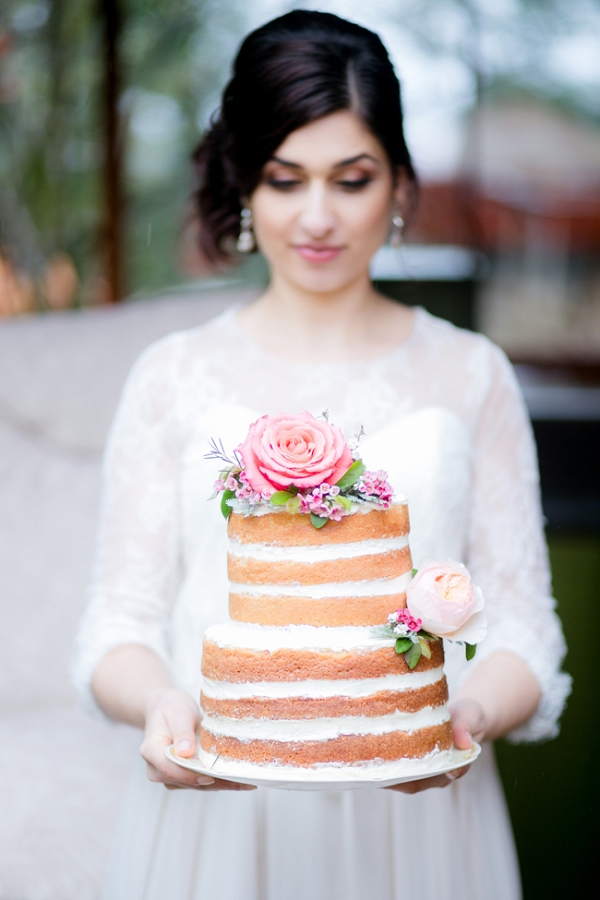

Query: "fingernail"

xmin=176 ymin=740 xmax=194 ymax=754
xmin=197 ymin=775 xmax=215 ymax=786
xmin=446 ymin=771 xmax=460 ymax=781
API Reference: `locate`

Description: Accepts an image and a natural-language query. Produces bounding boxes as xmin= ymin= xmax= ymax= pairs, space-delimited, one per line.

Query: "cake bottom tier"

xmin=199 ymin=721 xmax=453 ymax=767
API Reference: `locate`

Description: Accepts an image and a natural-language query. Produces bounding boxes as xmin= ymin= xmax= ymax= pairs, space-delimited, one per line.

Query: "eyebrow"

xmin=269 ymin=153 xmax=380 ymax=169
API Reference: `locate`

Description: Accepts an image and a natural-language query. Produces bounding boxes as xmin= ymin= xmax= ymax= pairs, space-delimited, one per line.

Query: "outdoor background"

xmin=1 ymin=1 xmax=599 ymax=898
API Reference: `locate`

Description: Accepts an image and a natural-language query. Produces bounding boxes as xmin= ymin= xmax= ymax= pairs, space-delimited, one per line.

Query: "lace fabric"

xmin=73 ymin=306 xmax=571 ymax=741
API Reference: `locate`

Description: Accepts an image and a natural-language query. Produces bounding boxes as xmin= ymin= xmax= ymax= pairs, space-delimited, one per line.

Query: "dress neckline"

xmin=226 ymin=304 xmax=424 ymax=369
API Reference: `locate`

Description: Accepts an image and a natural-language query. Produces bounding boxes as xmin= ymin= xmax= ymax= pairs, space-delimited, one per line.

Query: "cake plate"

xmin=165 ymin=742 xmax=481 ymax=791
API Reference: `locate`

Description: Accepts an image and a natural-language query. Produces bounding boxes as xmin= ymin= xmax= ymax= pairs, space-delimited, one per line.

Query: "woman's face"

xmin=250 ymin=110 xmax=401 ymax=294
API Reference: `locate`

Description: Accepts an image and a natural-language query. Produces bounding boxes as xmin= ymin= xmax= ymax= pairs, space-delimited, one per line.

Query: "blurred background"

xmin=1 ymin=1 xmax=598 ymax=898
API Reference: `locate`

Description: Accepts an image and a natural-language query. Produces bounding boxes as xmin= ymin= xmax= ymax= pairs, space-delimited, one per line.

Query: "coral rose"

xmin=239 ymin=412 xmax=353 ymax=493
xmin=406 ymin=559 xmax=487 ymax=644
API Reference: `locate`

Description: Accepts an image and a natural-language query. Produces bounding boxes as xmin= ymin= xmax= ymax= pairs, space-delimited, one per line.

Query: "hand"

xmin=140 ymin=687 xmax=255 ymax=791
xmin=387 ymin=697 xmax=485 ymax=794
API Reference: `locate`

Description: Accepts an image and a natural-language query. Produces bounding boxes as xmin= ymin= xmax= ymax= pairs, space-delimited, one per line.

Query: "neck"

xmin=250 ymin=270 xmax=382 ymax=360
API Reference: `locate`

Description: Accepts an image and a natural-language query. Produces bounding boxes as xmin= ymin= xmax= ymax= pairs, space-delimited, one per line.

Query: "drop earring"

xmin=390 ymin=212 xmax=404 ymax=248
xmin=237 ymin=207 xmax=256 ymax=253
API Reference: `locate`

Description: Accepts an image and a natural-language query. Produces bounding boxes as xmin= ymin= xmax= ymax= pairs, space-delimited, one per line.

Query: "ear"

xmin=391 ymin=166 xmax=409 ymax=210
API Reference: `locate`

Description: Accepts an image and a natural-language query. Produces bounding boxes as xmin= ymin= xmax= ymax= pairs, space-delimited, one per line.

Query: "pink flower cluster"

xmin=357 ymin=470 xmax=393 ymax=507
xmin=387 ymin=607 xmax=423 ymax=636
xmin=214 ymin=470 xmax=264 ymax=506
xmin=297 ymin=483 xmax=344 ymax=521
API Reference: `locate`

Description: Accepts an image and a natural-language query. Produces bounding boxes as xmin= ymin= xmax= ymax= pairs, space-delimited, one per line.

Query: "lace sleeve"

xmin=464 ymin=343 xmax=571 ymax=742
xmin=72 ymin=336 xmax=183 ymax=717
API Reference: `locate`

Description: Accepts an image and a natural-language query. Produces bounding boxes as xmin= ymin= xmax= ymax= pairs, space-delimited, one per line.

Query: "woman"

xmin=74 ymin=11 xmax=570 ymax=899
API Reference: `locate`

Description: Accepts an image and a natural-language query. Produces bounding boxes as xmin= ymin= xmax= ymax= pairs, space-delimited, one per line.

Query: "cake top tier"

xmin=207 ymin=411 xmax=401 ymax=530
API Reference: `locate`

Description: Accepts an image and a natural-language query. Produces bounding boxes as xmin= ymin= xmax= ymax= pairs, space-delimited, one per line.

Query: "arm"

xmin=92 ymin=644 xmax=251 ymax=790
xmin=391 ymin=342 xmax=569 ymax=793
xmin=73 ymin=340 xmax=251 ymax=790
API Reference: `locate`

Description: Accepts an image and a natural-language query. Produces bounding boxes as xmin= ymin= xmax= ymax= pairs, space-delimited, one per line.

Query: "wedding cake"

xmin=199 ymin=412 xmax=486 ymax=771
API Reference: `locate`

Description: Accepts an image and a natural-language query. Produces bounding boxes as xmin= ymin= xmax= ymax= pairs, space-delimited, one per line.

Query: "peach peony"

xmin=239 ymin=412 xmax=353 ymax=493
xmin=406 ymin=559 xmax=487 ymax=644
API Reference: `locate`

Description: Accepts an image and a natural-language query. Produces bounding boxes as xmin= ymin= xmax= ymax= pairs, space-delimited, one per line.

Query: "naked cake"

xmin=199 ymin=412 xmax=486 ymax=772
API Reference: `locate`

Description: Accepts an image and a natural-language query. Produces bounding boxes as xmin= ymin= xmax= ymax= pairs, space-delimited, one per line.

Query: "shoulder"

xmin=413 ymin=308 xmax=524 ymax=426
xmin=125 ymin=305 xmax=236 ymax=387
xmin=415 ymin=308 xmax=515 ymax=383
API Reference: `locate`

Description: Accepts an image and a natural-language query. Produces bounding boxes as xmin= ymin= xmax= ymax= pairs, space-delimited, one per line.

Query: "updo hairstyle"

xmin=193 ymin=10 xmax=418 ymax=263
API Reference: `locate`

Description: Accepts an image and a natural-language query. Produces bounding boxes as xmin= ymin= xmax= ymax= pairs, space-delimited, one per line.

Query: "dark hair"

xmin=193 ymin=10 xmax=418 ymax=263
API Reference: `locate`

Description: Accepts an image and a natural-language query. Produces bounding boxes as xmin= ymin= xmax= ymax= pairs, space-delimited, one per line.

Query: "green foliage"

xmin=395 ymin=637 xmax=413 ymax=654
xmin=0 ymin=0 xmax=250 ymax=300
xmin=310 ymin=513 xmax=328 ymax=529
xmin=465 ymin=642 xmax=477 ymax=661
xmin=335 ymin=459 xmax=366 ymax=490
xmin=220 ymin=489 xmax=235 ymax=519
xmin=404 ymin=641 xmax=423 ymax=669
xmin=270 ymin=491 xmax=294 ymax=505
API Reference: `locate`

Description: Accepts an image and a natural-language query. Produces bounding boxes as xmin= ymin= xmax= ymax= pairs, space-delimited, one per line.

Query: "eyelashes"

xmin=266 ymin=177 xmax=374 ymax=192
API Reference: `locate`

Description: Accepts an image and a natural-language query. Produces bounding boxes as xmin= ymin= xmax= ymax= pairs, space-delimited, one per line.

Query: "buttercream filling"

xmin=228 ymin=535 xmax=409 ymax=563
xmin=204 ymin=622 xmax=396 ymax=652
xmin=201 ymin=667 xmax=444 ymax=700
xmin=229 ymin=571 xmax=411 ymax=599
xmin=201 ymin=704 xmax=450 ymax=742
xmin=228 ymin=498 xmax=407 ymax=517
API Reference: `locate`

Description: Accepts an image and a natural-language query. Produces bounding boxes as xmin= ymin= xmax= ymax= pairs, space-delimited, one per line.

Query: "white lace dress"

xmin=73 ymin=306 xmax=570 ymax=900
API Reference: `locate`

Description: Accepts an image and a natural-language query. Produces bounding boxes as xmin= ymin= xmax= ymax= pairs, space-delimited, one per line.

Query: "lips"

xmin=294 ymin=245 xmax=344 ymax=263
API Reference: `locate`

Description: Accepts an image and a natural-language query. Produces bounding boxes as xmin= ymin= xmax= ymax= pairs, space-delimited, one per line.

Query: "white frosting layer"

xmin=205 ymin=622 xmax=395 ymax=653
xmin=202 ymin=667 xmax=444 ymax=700
xmin=228 ymin=498 xmax=407 ymax=517
xmin=229 ymin=571 xmax=411 ymax=599
xmin=202 ymin=704 xmax=450 ymax=742
xmin=228 ymin=535 xmax=409 ymax=563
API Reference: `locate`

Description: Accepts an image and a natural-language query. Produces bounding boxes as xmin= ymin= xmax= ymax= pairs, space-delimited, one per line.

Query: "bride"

xmin=74 ymin=10 xmax=570 ymax=899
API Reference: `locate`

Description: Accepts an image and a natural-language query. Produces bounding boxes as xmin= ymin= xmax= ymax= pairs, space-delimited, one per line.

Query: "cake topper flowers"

xmin=374 ymin=559 xmax=488 ymax=667
xmin=206 ymin=411 xmax=393 ymax=528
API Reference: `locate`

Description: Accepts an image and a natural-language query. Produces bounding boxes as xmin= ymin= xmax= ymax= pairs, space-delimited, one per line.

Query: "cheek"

xmin=345 ymin=190 xmax=392 ymax=238
xmin=250 ymin=191 xmax=295 ymax=247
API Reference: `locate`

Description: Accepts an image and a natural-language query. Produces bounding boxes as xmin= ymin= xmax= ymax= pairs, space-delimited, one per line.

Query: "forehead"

xmin=271 ymin=110 xmax=387 ymax=169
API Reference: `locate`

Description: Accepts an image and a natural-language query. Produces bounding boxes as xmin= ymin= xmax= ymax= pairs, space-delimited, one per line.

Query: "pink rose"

xmin=406 ymin=558 xmax=487 ymax=644
xmin=239 ymin=412 xmax=353 ymax=493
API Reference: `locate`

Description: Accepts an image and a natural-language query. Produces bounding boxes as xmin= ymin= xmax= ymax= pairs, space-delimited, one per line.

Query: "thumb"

xmin=450 ymin=699 xmax=485 ymax=750
xmin=166 ymin=699 xmax=201 ymax=759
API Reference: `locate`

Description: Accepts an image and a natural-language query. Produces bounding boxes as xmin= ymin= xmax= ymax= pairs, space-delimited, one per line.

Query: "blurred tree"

xmin=0 ymin=0 xmax=249 ymax=307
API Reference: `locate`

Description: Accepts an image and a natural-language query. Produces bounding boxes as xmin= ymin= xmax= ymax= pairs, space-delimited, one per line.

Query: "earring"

xmin=237 ymin=207 xmax=256 ymax=253
xmin=390 ymin=212 xmax=404 ymax=248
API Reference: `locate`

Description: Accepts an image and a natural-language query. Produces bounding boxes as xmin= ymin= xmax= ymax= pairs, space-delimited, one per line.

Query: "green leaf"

xmin=465 ymin=643 xmax=477 ymax=661
xmin=310 ymin=513 xmax=328 ymax=529
xmin=337 ymin=495 xmax=352 ymax=511
xmin=286 ymin=496 xmax=300 ymax=514
xmin=405 ymin=642 xmax=423 ymax=670
xmin=395 ymin=637 xmax=413 ymax=654
xmin=270 ymin=491 xmax=294 ymax=505
xmin=372 ymin=625 xmax=393 ymax=639
xmin=335 ymin=459 xmax=366 ymax=490
xmin=418 ymin=636 xmax=432 ymax=659
xmin=220 ymin=489 xmax=235 ymax=519
xmin=411 ymin=568 xmax=418 ymax=578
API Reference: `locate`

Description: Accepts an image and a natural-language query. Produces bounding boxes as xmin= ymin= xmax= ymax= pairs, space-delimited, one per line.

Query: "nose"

xmin=296 ymin=181 xmax=337 ymax=239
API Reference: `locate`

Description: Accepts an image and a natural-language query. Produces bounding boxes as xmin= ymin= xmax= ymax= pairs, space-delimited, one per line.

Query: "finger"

xmin=387 ymin=770 xmax=467 ymax=794
xmin=452 ymin=721 xmax=474 ymax=751
xmin=143 ymin=746 xmax=205 ymax=788
xmin=164 ymin=706 xmax=200 ymax=759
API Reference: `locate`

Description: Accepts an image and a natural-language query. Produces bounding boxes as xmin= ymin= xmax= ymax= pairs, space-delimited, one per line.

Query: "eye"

xmin=336 ymin=177 xmax=373 ymax=191
xmin=267 ymin=178 xmax=302 ymax=191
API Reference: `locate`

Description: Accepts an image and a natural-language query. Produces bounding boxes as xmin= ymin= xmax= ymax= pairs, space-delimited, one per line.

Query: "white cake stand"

xmin=165 ymin=742 xmax=481 ymax=791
